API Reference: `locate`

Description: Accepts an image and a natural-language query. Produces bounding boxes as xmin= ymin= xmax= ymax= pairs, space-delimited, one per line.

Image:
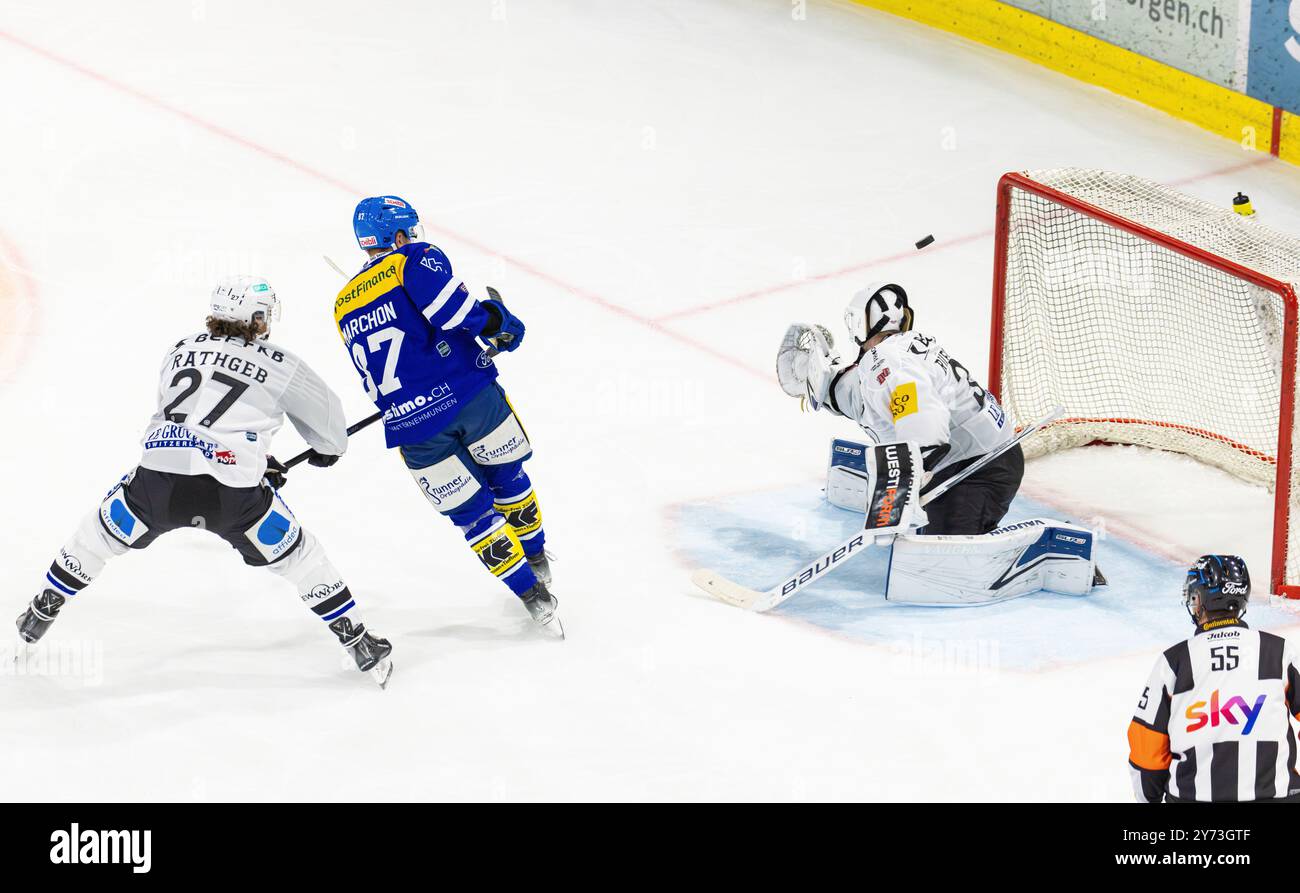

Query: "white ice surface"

xmin=2 ymin=0 xmax=1300 ymax=801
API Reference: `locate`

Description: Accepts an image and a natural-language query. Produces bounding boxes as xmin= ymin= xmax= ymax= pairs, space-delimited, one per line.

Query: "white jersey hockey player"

xmin=778 ymin=282 xmax=1020 ymax=535
xmin=15 ymin=276 xmax=393 ymax=685
xmin=1128 ymin=555 xmax=1300 ymax=803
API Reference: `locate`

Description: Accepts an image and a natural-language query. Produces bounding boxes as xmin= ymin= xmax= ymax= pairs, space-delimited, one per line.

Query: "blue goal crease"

xmin=672 ymin=485 xmax=1299 ymax=671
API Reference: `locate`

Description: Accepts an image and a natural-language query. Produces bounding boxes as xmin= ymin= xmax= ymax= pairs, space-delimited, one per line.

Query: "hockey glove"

xmin=265 ymin=455 xmax=289 ymax=490
xmin=481 ymin=288 xmax=525 ymax=352
xmin=306 ymin=450 xmax=340 ymax=468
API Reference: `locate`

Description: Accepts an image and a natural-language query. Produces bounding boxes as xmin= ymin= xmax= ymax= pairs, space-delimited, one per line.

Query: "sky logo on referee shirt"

xmin=1185 ymin=690 xmax=1267 ymax=735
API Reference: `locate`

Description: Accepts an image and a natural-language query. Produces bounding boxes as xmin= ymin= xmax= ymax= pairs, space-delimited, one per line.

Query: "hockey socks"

xmin=493 ymin=484 xmax=546 ymax=557
xmin=465 ymin=513 xmax=536 ymax=596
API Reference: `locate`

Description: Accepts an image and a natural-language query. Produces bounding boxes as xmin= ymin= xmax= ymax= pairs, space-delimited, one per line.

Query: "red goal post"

xmin=988 ymin=170 xmax=1300 ymax=597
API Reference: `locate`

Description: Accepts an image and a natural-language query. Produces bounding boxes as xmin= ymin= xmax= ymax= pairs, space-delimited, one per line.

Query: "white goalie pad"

xmin=885 ymin=519 xmax=1098 ymax=606
xmin=827 ymin=438 xmax=871 ymax=512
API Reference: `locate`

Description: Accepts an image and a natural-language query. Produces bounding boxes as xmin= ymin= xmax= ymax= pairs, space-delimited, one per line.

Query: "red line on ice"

xmin=0 ymin=28 xmax=767 ymax=382
xmin=0 ymin=28 xmax=1278 ymax=380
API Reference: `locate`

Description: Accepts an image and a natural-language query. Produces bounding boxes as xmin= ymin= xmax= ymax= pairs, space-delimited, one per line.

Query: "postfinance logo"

xmin=334 ymin=254 xmax=405 ymax=322
xmin=1185 ymin=690 xmax=1267 ymax=735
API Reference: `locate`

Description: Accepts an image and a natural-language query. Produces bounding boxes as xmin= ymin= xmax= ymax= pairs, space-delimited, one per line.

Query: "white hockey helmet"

xmin=844 ymin=282 xmax=913 ymax=345
xmin=210 ymin=275 xmax=281 ymax=333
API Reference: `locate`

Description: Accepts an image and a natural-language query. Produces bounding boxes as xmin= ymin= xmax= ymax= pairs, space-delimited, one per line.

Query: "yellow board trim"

xmin=1281 ymin=112 xmax=1300 ymax=166
xmin=851 ymin=0 xmax=1280 ymax=160
xmin=334 ymin=253 xmax=407 ymax=325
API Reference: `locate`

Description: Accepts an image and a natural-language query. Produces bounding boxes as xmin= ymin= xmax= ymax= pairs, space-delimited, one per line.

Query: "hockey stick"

xmin=691 ymin=404 xmax=1066 ymax=611
xmin=282 ymin=411 xmax=384 ymax=470
xmin=323 ymin=254 xmax=349 ymax=278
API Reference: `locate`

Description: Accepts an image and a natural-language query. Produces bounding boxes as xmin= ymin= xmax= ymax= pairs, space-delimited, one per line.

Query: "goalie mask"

xmin=845 ymin=282 xmax=913 ymax=345
xmin=1183 ymin=554 xmax=1250 ymax=623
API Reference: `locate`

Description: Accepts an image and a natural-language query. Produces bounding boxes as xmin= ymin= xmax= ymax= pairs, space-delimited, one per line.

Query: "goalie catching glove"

xmin=776 ymin=323 xmax=841 ymax=412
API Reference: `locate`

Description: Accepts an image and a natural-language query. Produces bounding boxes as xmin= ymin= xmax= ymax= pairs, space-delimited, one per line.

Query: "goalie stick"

xmin=691 ymin=404 xmax=1066 ymax=611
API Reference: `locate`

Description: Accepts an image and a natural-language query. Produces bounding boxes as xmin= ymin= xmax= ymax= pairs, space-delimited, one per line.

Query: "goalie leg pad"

xmin=826 ymin=438 xmax=872 ymax=512
xmin=885 ymin=519 xmax=1098 ymax=606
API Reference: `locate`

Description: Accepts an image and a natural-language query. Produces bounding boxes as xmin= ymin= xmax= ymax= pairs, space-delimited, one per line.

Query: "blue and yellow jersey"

xmin=334 ymin=242 xmax=498 ymax=447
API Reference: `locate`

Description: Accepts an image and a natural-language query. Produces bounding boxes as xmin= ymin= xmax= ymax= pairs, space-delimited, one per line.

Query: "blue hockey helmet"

xmin=353 ymin=195 xmax=422 ymax=250
xmin=1183 ymin=554 xmax=1250 ymax=622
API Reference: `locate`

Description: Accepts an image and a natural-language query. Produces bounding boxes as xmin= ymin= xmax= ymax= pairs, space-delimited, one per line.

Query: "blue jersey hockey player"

xmin=335 ymin=196 xmax=559 ymax=631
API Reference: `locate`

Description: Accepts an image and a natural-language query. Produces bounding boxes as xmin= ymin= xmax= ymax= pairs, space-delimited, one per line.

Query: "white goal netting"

xmin=995 ymin=168 xmax=1300 ymax=593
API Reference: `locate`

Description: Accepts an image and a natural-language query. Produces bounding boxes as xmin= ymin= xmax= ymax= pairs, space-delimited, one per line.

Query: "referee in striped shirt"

xmin=1128 ymin=555 xmax=1300 ymax=803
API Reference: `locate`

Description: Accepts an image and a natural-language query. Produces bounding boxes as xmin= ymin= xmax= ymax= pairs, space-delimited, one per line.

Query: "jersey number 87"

xmin=351 ymin=327 xmax=405 ymax=401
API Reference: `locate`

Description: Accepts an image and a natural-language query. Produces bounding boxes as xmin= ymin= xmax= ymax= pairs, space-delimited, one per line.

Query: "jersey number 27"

xmin=164 ymin=369 xmax=249 ymax=427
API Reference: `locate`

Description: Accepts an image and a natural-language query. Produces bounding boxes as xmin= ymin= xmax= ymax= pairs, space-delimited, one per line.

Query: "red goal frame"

xmin=987 ymin=172 xmax=1300 ymax=598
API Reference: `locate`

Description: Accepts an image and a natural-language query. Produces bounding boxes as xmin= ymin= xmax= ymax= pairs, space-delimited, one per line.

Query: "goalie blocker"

xmin=828 ymin=438 xmax=1102 ymax=606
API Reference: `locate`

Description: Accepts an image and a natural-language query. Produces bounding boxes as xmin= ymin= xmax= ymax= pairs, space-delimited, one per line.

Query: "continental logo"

xmin=334 ymin=254 xmax=406 ymax=322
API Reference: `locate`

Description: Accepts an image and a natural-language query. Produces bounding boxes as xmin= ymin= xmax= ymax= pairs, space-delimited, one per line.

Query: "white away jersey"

xmin=829 ymin=330 xmax=1013 ymax=475
xmin=1128 ymin=621 xmax=1300 ymax=802
xmin=138 ymin=332 xmax=348 ymax=487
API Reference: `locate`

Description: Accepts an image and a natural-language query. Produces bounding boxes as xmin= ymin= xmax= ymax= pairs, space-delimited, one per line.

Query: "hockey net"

xmin=989 ymin=169 xmax=1300 ymax=597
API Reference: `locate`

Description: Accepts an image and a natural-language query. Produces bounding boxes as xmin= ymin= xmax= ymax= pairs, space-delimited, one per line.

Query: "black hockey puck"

xmin=915 ymin=234 xmax=935 ymax=250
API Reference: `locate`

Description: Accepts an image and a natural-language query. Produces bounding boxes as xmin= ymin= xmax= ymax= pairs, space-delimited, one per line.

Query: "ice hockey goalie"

xmin=775 ymin=282 xmax=1102 ymax=606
